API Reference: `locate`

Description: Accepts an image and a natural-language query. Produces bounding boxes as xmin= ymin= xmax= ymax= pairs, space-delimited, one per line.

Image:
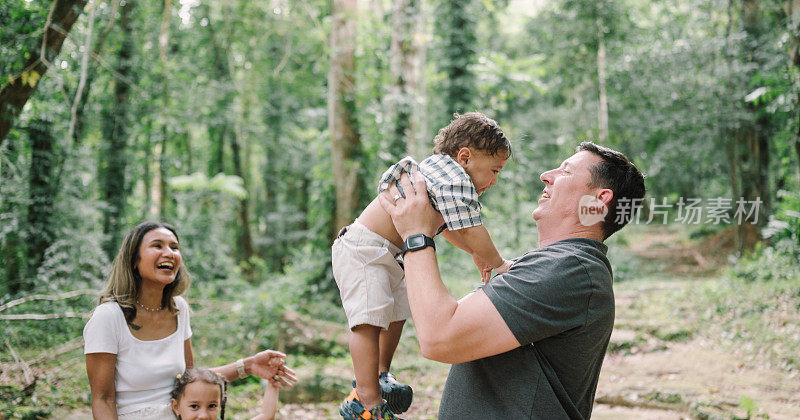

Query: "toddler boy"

xmin=333 ymin=112 xmax=512 ymax=419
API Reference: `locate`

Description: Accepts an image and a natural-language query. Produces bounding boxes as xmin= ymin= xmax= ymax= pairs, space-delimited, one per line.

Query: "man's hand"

xmin=472 ymin=255 xmax=493 ymax=283
xmin=248 ymin=350 xmax=298 ymax=389
xmin=378 ymin=171 xmax=441 ymax=239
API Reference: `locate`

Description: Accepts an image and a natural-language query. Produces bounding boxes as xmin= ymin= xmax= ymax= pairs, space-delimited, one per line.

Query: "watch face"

xmin=408 ymin=235 xmax=426 ymax=248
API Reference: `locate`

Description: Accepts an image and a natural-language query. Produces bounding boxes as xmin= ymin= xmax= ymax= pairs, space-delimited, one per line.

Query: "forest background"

xmin=1 ymin=0 xmax=799 ymax=418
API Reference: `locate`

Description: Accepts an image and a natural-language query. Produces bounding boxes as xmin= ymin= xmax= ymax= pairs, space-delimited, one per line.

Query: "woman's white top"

xmin=83 ymin=296 xmax=192 ymax=415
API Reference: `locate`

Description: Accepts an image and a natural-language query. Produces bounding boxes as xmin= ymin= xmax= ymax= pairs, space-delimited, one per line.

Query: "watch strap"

xmin=401 ymin=234 xmax=436 ymax=256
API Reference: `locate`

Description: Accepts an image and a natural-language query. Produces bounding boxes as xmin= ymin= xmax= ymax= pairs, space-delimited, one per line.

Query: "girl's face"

xmin=171 ymin=381 xmax=221 ymax=420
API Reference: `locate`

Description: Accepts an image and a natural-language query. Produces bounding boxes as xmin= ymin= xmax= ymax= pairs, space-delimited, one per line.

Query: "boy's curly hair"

xmin=432 ymin=112 xmax=511 ymax=158
xmin=171 ymin=367 xmax=227 ymax=419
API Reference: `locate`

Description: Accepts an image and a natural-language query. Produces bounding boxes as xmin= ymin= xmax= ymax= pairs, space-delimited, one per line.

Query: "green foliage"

xmin=169 ymin=186 xmax=239 ymax=283
xmin=0 ymin=0 xmax=49 ymax=79
xmin=169 ymin=172 xmax=247 ymax=199
xmin=732 ymin=240 xmax=799 ymax=283
xmin=35 ymin=146 xmax=109 ymax=291
xmin=695 ymin=268 xmax=800 ymax=372
xmin=2 ymin=0 xmax=800 ymax=415
xmin=433 ymin=0 xmax=479 ymax=121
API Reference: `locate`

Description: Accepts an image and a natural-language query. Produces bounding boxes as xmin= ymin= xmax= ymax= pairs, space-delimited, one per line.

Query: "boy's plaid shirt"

xmin=378 ymin=154 xmax=482 ymax=232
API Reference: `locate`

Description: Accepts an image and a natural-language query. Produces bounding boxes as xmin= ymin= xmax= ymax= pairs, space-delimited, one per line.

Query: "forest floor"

xmin=22 ymin=225 xmax=800 ymax=419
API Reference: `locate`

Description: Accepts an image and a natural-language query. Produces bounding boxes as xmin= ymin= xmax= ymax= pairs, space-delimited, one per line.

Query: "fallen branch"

xmin=5 ymin=339 xmax=35 ymax=386
xmin=0 ymin=311 xmax=88 ymax=320
xmin=595 ymin=394 xmax=684 ymax=412
xmin=0 ymin=289 xmax=97 ymax=312
xmin=1 ymin=337 xmax=84 ymax=373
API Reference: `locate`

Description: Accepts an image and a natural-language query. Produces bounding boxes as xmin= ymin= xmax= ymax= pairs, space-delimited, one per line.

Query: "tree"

xmin=737 ymin=0 xmax=770 ymax=226
xmin=99 ymin=0 xmax=134 ymax=257
xmin=68 ymin=0 xmax=120 ymax=144
xmin=23 ymin=118 xmax=58 ymax=292
xmin=329 ymin=0 xmax=364 ymax=238
xmin=786 ymin=0 xmax=800 ymax=167
xmin=435 ymin=0 xmax=477 ymax=118
xmin=389 ymin=0 xmax=424 ymax=158
xmin=0 ymin=0 xmax=88 ymax=145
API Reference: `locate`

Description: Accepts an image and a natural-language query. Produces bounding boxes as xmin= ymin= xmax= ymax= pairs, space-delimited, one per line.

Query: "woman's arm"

xmin=85 ymin=353 xmax=118 ymax=420
xmin=184 ymin=338 xmax=194 ymax=368
xmin=210 ymin=349 xmax=297 ymax=387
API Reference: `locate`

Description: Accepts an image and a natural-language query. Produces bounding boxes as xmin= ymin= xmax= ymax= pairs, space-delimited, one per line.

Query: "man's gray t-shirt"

xmin=438 ymin=238 xmax=614 ymax=419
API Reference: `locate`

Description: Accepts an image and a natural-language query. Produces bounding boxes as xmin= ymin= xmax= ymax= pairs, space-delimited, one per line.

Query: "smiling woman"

xmin=83 ymin=221 xmax=297 ymax=419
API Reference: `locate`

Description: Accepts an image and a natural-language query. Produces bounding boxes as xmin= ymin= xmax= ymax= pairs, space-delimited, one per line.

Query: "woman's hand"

xmin=248 ymin=350 xmax=298 ymax=389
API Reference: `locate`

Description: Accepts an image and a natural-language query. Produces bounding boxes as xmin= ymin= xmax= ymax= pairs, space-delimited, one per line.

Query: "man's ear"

xmin=597 ymin=188 xmax=613 ymax=206
xmin=456 ymin=147 xmax=472 ymax=166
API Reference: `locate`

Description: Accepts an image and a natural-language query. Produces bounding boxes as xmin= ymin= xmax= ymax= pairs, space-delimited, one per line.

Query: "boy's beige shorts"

xmin=332 ymin=220 xmax=411 ymax=330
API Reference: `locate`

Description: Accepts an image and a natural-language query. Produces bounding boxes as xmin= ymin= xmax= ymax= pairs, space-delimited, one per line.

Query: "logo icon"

xmin=578 ymin=195 xmax=607 ymax=226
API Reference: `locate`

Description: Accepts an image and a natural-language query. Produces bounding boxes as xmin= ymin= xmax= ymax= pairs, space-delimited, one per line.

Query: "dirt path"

xmin=596 ymin=338 xmax=800 ymax=419
xmin=592 ymin=223 xmax=800 ymax=420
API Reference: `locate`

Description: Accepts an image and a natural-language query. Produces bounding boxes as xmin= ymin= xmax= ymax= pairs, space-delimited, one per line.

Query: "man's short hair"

xmin=433 ymin=112 xmax=511 ymax=158
xmin=577 ymin=142 xmax=646 ymax=239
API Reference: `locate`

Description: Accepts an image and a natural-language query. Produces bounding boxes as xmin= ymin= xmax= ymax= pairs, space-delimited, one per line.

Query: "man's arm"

xmin=379 ymin=171 xmax=521 ymax=364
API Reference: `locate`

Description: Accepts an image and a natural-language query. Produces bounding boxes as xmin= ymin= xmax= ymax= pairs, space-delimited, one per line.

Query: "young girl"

xmin=171 ymin=367 xmax=283 ymax=420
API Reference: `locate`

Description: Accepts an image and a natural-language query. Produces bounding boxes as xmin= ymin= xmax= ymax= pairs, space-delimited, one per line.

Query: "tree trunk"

xmin=389 ymin=0 xmax=421 ymax=158
xmin=436 ymin=0 xmax=476 ymax=116
xmin=726 ymin=132 xmax=742 ymax=250
xmin=786 ymin=0 xmax=800 ymax=168
xmin=1 ymin=141 xmax=23 ymax=295
xmin=230 ymin=124 xmax=255 ymax=275
xmin=67 ymin=2 xmax=97 ymax=143
xmin=25 ymin=118 xmax=58 ymax=288
xmin=70 ymin=0 xmax=120 ymax=145
xmin=739 ymin=0 xmax=769 ymax=231
xmin=203 ymin=5 xmax=229 ymax=178
xmin=155 ymin=0 xmax=173 ymax=218
xmin=330 ymin=0 xmax=363 ymax=240
xmin=100 ymin=0 xmax=134 ymax=257
xmin=597 ymin=27 xmax=609 ymax=143
xmin=0 ymin=0 xmax=88 ymax=145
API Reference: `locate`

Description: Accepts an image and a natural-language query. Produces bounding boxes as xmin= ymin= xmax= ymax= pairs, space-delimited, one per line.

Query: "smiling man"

xmin=379 ymin=142 xmax=646 ymax=419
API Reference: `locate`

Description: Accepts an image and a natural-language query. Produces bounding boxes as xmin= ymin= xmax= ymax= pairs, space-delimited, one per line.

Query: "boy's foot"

xmin=339 ymin=389 xmax=403 ymax=420
xmin=351 ymin=372 xmax=413 ymax=414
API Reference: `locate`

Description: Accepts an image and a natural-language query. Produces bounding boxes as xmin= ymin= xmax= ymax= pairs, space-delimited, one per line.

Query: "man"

xmin=378 ymin=142 xmax=646 ymax=419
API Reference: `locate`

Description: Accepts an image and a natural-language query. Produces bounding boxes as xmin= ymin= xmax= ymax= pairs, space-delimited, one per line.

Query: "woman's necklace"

xmin=136 ymin=299 xmax=163 ymax=312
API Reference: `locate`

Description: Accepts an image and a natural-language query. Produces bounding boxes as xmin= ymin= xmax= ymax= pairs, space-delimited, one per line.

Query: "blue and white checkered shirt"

xmin=378 ymin=154 xmax=482 ymax=232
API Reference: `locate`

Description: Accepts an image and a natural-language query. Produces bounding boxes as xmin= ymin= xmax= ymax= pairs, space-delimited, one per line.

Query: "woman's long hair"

xmin=98 ymin=221 xmax=191 ymax=324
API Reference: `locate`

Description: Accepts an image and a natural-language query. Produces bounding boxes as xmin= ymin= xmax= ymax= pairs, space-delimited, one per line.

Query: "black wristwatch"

xmin=401 ymin=234 xmax=436 ymax=257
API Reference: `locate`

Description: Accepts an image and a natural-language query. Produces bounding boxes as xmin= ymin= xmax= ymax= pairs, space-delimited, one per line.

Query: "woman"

xmin=84 ymin=221 xmax=297 ymax=419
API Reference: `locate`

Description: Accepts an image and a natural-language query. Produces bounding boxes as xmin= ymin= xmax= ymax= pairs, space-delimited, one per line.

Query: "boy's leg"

xmin=378 ymin=319 xmax=413 ymax=414
xmin=350 ymin=324 xmax=382 ymax=409
xmin=378 ymin=320 xmax=405 ymax=372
